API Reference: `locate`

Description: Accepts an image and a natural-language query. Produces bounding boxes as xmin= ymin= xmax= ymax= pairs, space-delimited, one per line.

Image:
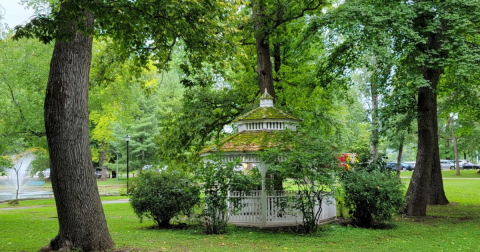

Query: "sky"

xmin=0 ymin=0 xmax=35 ymax=29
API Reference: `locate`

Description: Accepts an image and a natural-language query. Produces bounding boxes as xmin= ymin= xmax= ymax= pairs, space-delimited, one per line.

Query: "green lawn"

xmin=400 ymin=169 xmax=480 ymax=178
xmin=1 ymin=177 xmax=480 ymax=251
xmin=0 ymin=196 xmax=128 ymax=209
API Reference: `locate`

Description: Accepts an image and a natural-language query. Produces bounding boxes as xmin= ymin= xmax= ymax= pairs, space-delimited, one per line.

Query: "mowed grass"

xmin=400 ymin=169 xmax=480 ymax=178
xmin=1 ymin=177 xmax=480 ymax=252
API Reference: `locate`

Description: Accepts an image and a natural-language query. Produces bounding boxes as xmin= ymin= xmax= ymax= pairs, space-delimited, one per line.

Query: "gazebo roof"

xmin=232 ymin=106 xmax=301 ymax=122
xmin=199 ymin=131 xmax=289 ymax=154
xmin=201 ymin=90 xmax=299 ymax=155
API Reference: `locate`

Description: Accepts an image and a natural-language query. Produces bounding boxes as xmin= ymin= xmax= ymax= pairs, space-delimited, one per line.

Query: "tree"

xmin=314 ymin=0 xmax=480 ymax=216
xmin=15 ymin=0 xmax=233 ymax=250
xmin=246 ymin=0 xmax=328 ymax=100
xmin=128 ymin=100 xmax=160 ymax=170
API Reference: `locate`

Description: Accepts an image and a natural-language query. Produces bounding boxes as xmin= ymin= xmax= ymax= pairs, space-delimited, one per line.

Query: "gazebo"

xmin=200 ymin=90 xmax=337 ymax=227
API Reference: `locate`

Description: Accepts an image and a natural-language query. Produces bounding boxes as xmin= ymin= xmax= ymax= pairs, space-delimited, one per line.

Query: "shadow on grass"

xmin=336 ymin=218 xmax=397 ymax=230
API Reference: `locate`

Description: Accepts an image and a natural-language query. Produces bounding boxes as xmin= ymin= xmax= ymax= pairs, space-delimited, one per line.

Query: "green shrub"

xmin=129 ymin=171 xmax=200 ymax=228
xmin=118 ymin=186 xmax=127 ymax=196
xmin=340 ymin=169 xmax=405 ymax=227
xmin=197 ymin=156 xmax=258 ymax=234
xmin=261 ymin=129 xmax=338 ymax=233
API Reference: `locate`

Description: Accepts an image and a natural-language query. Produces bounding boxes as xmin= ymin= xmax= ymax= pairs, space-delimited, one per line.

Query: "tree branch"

xmin=274 ymin=0 xmax=325 ymax=29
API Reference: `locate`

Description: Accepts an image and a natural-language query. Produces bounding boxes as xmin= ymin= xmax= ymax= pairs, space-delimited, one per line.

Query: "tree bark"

xmin=273 ymin=42 xmax=281 ymax=74
xmin=428 ymin=110 xmax=449 ymax=205
xmin=41 ymin=4 xmax=114 ymax=251
xmin=252 ymin=0 xmax=276 ymax=102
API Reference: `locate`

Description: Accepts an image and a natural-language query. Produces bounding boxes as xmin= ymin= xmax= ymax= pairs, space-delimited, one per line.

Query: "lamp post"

xmin=125 ymin=134 xmax=131 ymax=193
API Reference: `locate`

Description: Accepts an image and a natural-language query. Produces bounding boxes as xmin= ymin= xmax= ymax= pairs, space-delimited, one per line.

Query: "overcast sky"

xmin=0 ymin=0 xmax=35 ymax=29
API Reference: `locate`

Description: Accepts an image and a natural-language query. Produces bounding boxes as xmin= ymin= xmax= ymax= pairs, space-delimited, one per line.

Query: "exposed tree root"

xmin=38 ymin=237 xmax=74 ymax=252
xmin=37 ymin=243 xmax=52 ymax=252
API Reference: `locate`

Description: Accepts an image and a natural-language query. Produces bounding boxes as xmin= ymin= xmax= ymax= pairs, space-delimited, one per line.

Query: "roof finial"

xmin=260 ymin=88 xmax=274 ymax=107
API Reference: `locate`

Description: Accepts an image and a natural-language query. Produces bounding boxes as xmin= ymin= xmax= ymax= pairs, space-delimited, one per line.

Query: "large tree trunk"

xmin=41 ymin=5 xmax=114 ymax=252
xmin=406 ymin=83 xmax=434 ymax=215
xmin=252 ymin=0 xmax=276 ymax=101
xmin=406 ymin=66 xmax=448 ymax=215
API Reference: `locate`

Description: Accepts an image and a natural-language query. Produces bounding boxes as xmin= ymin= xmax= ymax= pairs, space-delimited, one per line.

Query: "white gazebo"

xmin=200 ymin=90 xmax=336 ymax=227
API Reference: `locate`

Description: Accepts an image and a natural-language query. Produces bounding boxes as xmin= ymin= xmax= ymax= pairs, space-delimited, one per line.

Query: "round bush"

xmin=340 ymin=169 xmax=405 ymax=227
xmin=130 ymin=170 xmax=200 ymax=228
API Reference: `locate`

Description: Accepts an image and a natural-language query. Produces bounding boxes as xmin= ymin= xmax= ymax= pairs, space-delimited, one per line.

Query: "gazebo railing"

xmin=228 ymin=190 xmax=336 ymax=226
xmin=229 ymin=190 xmax=262 ymax=223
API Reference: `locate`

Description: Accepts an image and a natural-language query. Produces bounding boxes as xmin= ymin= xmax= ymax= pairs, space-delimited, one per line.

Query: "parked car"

xmin=385 ymin=162 xmax=397 ymax=170
xmin=404 ymin=161 xmax=416 ymax=169
xmin=386 ymin=162 xmax=413 ymax=171
xmin=449 ymin=160 xmax=469 ymax=170
xmin=440 ymin=160 xmax=455 ymax=170
xmin=461 ymin=162 xmax=480 ymax=170
xmin=36 ymin=168 xmax=50 ymax=179
xmin=400 ymin=162 xmax=414 ymax=171
xmin=95 ymin=167 xmax=110 ymax=178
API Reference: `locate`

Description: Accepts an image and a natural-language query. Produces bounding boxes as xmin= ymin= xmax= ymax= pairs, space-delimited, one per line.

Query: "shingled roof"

xmin=232 ymin=106 xmax=301 ymax=122
xmin=199 ymin=131 xmax=290 ymax=154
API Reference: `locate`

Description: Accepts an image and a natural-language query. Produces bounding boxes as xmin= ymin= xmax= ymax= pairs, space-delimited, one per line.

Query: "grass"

xmin=0 ymin=196 xmax=128 ymax=209
xmin=1 ymin=177 xmax=480 ymax=251
xmin=400 ymin=169 xmax=480 ymax=178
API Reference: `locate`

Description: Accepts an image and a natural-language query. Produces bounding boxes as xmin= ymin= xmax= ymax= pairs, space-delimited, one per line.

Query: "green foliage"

xmin=129 ymin=170 xmax=200 ymax=228
xmin=339 ymin=169 xmax=405 ymax=227
xmin=14 ymin=0 xmax=235 ymax=74
xmin=0 ymin=156 xmax=12 ymax=176
xmin=261 ymin=129 xmax=338 ymax=233
xmin=197 ymin=155 xmax=258 ymax=234
xmin=118 ymin=186 xmax=128 ymax=196
xmin=0 ymin=36 xmax=51 ymax=152
xmin=156 ymin=87 xmax=253 ymax=168
xmin=28 ymin=149 xmax=49 ymax=176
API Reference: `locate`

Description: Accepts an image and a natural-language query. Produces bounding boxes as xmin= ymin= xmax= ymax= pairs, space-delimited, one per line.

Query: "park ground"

xmin=1 ymin=170 xmax=479 ymax=251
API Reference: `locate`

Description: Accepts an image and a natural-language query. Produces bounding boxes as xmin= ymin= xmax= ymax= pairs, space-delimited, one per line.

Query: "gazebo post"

xmin=259 ymin=163 xmax=267 ymax=228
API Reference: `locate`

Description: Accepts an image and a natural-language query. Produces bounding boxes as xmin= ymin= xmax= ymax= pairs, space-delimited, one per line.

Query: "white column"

xmin=258 ymin=163 xmax=267 ymax=228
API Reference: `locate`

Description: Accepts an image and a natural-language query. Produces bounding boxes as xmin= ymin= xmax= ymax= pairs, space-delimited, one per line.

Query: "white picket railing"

xmin=228 ymin=190 xmax=336 ymax=227
xmin=229 ymin=190 xmax=263 ymax=224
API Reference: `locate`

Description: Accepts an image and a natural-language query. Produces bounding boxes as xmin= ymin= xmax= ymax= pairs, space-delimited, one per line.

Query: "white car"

xmin=95 ymin=167 xmax=110 ymax=178
xmin=440 ymin=160 xmax=454 ymax=170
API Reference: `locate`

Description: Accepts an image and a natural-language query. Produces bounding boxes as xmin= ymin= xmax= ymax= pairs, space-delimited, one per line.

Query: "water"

xmin=7 ymin=155 xmax=34 ymax=197
xmin=0 ymin=154 xmax=53 ymax=201
xmin=0 ymin=191 xmax=54 ymax=201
